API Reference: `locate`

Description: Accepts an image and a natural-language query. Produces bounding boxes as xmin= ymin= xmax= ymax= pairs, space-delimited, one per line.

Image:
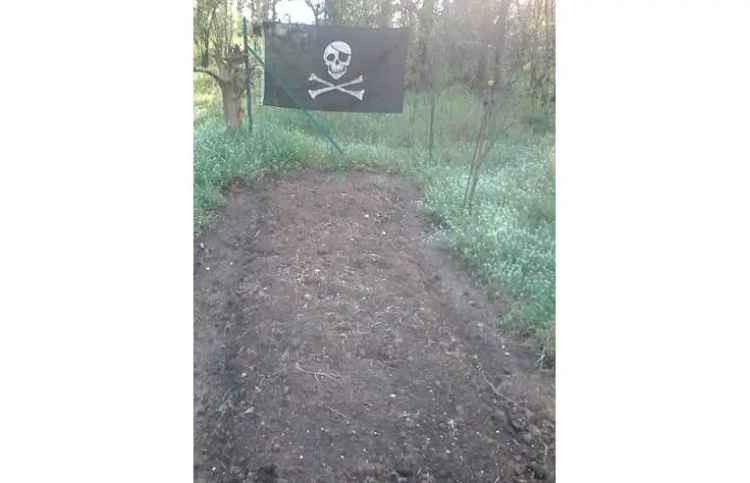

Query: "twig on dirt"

xmin=325 ymin=405 xmax=350 ymax=420
xmin=536 ymin=348 xmax=546 ymax=369
xmin=257 ymin=365 xmax=287 ymax=388
xmin=295 ymin=361 xmax=343 ymax=384
xmin=478 ymin=366 xmax=521 ymax=408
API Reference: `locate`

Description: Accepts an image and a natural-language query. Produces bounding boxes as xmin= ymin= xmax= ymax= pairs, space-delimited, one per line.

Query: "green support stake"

xmin=245 ymin=44 xmax=344 ymax=155
xmin=242 ymin=17 xmax=253 ymax=133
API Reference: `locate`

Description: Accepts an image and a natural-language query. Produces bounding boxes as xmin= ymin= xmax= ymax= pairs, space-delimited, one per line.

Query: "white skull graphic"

xmin=323 ymin=41 xmax=351 ymax=80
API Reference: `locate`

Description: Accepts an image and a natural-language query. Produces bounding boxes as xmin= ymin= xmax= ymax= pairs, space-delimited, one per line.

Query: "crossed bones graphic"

xmin=308 ymin=73 xmax=365 ymax=101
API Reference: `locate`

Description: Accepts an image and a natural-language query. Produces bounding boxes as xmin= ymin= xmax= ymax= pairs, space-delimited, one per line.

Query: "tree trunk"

xmin=417 ymin=0 xmax=435 ymax=89
xmin=193 ymin=62 xmax=245 ymax=130
xmin=379 ymin=0 xmax=392 ymax=28
xmin=324 ymin=0 xmax=339 ymax=25
xmin=493 ymin=0 xmax=511 ymax=88
xmin=221 ymin=82 xmax=243 ymax=130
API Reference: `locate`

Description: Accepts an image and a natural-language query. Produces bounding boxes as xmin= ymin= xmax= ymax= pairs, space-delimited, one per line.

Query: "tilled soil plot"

xmin=194 ymin=170 xmax=555 ymax=483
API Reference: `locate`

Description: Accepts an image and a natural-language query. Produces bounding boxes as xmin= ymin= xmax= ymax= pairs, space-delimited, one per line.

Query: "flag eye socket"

xmin=339 ymin=53 xmax=349 ymax=62
xmin=326 ymin=53 xmax=336 ymax=61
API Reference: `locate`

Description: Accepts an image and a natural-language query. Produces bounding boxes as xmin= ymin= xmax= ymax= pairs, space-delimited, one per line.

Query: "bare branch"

xmin=193 ymin=67 xmax=224 ymax=84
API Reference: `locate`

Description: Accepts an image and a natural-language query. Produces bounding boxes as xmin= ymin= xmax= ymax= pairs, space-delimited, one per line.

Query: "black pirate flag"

xmin=262 ymin=22 xmax=409 ymax=113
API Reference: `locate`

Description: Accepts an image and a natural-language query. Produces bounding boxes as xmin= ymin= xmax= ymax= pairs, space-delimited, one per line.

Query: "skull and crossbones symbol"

xmin=308 ymin=41 xmax=365 ymax=101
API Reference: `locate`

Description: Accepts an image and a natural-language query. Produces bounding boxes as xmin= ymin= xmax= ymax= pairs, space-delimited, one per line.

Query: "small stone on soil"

xmin=494 ymin=409 xmax=509 ymax=427
xmin=530 ymin=463 xmax=549 ymax=480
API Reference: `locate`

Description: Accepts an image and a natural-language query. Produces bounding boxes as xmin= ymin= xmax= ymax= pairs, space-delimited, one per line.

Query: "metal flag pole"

xmin=245 ymin=43 xmax=344 ymax=155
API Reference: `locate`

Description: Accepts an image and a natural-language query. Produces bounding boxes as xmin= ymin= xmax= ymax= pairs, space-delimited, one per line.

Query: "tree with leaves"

xmin=193 ymin=0 xmax=555 ymax=129
xmin=193 ymin=0 xmax=255 ymax=130
xmin=305 ymin=0 xmax=325 ymax=26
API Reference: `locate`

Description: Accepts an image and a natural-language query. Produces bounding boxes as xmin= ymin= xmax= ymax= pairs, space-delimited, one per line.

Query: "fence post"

xmin=242 ymin=17 xmax=253 ymax=133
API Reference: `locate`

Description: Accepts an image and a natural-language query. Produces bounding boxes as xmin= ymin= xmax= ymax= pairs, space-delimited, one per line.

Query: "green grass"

xmin=193 ymin=74 xmax=555 ymax=360
xmin=419 ymin=143 xmax=555 ymax=359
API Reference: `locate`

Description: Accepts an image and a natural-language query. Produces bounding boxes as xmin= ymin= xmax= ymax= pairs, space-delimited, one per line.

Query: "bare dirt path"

xmin=194 ymin=170 xmax=555 ymax=483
